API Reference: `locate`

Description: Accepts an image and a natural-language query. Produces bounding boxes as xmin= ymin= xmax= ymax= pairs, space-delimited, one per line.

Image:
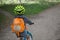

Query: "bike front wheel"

xmin=27 ymin=31 xmax=33 ymax=40
xmin=20 ymin=31 xmax=33 ymax=40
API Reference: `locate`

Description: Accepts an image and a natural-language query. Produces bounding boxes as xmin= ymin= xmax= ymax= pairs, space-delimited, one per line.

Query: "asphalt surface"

xmin=0 ymin=5 xmax=60 ymax=40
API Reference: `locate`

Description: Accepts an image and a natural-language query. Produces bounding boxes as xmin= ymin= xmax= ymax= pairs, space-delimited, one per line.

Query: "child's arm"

xmin=24 ymin=16 xmax=34 ymax=25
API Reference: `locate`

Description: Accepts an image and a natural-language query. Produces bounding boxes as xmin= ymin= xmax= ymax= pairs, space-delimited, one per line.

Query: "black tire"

xmin=20 ymin=37 xmax=23 ymax=40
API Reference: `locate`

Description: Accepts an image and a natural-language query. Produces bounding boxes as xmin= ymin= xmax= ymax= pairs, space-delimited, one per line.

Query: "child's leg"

xmin=23 ymin=30 xmax=27 ymax=40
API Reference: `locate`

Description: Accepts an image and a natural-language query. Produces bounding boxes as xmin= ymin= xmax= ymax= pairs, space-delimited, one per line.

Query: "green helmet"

xmin=14 ymin=5 xmax=25 ymax=15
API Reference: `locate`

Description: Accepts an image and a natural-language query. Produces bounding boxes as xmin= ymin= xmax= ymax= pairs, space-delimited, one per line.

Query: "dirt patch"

xmin=0 ymin=13 xmax=10 ymax=31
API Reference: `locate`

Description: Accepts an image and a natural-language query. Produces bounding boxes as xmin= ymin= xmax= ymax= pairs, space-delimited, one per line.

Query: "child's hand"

xmin=32 ymin=23 xmax=34 ymax=24
xmin=29 ymin=22 xmax=34 ymax=25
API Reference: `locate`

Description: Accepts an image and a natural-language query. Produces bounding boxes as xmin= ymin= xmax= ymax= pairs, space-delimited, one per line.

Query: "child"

xmin=13 ymin=5 xmax=34 ymax=40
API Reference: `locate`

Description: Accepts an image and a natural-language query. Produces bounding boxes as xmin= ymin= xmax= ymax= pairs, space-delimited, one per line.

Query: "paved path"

xmin=0 ymin=5 xmax=60 ymax=40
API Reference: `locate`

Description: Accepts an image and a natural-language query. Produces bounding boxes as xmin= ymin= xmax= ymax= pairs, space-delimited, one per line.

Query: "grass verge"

xmin=0 ymin=2 xmax=59 ymax=16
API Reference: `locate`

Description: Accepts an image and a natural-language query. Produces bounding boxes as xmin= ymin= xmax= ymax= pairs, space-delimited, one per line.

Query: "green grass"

xmin=0 ymin=2 xmax=58 ymax=16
